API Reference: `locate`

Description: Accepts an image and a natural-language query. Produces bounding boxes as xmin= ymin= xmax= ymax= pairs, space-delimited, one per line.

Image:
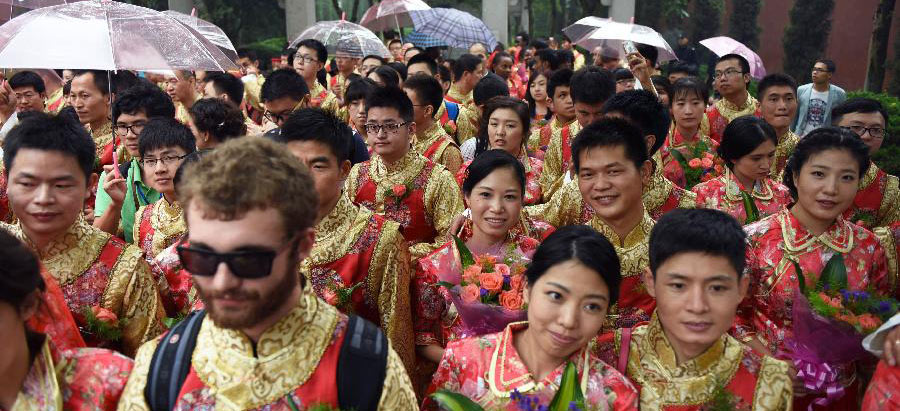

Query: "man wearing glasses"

xmin=706 ymin=53 xmax=760 ymax=143
xmin=793 ymin=59 xmax=846 ymax=137
xmin=259 ymin=68 xmax=309 ymax=133
xmin=292 ymin=39 xmax=340 ymax=116
xmin=118 ymin=137 xmax=418 ymax=410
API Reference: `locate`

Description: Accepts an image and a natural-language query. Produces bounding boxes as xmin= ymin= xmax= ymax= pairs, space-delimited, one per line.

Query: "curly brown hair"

xmin=177 ymin=136 xmax=318 ymax=239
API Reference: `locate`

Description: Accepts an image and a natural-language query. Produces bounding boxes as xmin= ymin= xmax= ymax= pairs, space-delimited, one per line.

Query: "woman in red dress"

xmin=661 ymin=77 xmax=718 ymax=188
xmin=738 ymin=127 xmax=890 ymax=409
xmin=423 ymin=225 xmax=638 ymax=410
xmin=692 ymin=116 xmax=792 ymax=224
xmin=525 ymin=70 xmax=552 ymax=130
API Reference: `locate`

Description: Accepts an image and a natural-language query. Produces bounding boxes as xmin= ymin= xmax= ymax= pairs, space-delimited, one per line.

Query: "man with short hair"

xmin=530 ymin=69 xmax=575 ymax=182
xmin=560 ymin=35 xmax=585 ymax=70
xmin=344 ymin=78 xmax=377 ymax=163
xmin=404 ymin=75 xmax=462 ymax=175
xmin=260 ymin=68 xmax=310 ymax=131
xmin=793 ymin=59 xmax=846 ymax=136
xmin=8 ymin=70 xmax=47 ymax=113
xmin=237 ymin=48 xmax=266 ymax=123
xmin=666 ymin=60 xmax=699 ymax=84
xmin=706 ymin=54 xmax=760 ymax=143
xmin=407 ymin=53 xmax=461 ymax=141
xmin=360 ymin=54 xmax=386 ymax=77
xmin=757 ymin=73 xmax=799 ymax=177
xmin=165 ymin=70 xmax=200 ymax=125
xmin=593 ymin=47 xmax=621 ymax=71
xmin=276 ymin=108 xmax=415 ymax=375
xmin=202 ymin=71 xmax=264 ymax=135
xmin=292 ymin=39 xmax=340 ymax=115
xmin=71 ymin=70 xmax=117 ymax=170
xmin=446 ymin=53 xmax=484 ymax=107
xmin=118 ymin=136 xmax=418 ymax=410
xmin=388 ymin=38 xmax=404 ymax=62
xmin=329 ymin=41 xmax=360 ymax=99
xmin=533 ymin=48 xmax=559 ymax=73
xmin=2 ymin=112 xmax=165 ymax=356
xmin=468 ymin=42 xmax=488 ymax=61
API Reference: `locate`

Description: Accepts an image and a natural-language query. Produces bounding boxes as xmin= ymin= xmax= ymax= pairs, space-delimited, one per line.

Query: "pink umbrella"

xmin=700 ymin=36 xmax=767 ymax=80
xmin=0 ymin=0 xmax=84 ymax=23
xmin=359 ymin=0 xmax=429 ymax=34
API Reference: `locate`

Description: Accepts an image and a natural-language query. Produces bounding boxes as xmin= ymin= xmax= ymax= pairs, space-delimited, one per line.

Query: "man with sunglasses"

xmin=706 ymin=54 xmax=761 ymax=143
xmin=93 ymin=81 xmax=175 ymax=243
xmin=118 ymin=137 xmax=418 ymax=410
xmin=292 ymin=39 xmax=340 ymax=116
xmin=345 ymin=86 xmax=464 ymax=260
xmin=259 ymin=68 xmax=309 ymax=133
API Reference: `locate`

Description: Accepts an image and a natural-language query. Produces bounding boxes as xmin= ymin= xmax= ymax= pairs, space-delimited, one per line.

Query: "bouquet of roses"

xmin=436 ymin=237 xmax=529 ymax=337
xmin=667 ymin=140 xmax=722 ymax=190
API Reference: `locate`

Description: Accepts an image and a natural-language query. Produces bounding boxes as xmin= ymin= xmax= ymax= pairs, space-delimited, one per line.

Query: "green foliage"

xmin=847 ymin=90 xmax=900 ymax=175
xmin=690 ymin=0 xmax=724 ymax=44
xmin=548 ymin=362 xmax=586 ymax=411
xmin=430 ymin=390 xmax=485 ymax=411
xmin=782 ymin=0 xmax=836 ymax=84
xmin=454 ymin=235 xmax=476 ymax=267
xmin=740 ymin=191 xmax=760 ymax=224
xmin=728 ymin=0 xmax=761 ymax=50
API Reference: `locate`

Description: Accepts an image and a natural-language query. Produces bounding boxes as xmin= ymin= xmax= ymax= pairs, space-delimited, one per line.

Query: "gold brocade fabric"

xmin=11 ymin=341 xmax=62 ymax=411
xmin=771 ymin=131 xmax=799 ymax=178
xmin=588 ymin=211 xmax=653 ymax=279
xmin=526 ymin=115 xmax=565 ymax=153
xmin=524 ymin=179 xmax=585 ymax=227
xmin=447 ymin=84 xmax=473 ymax=107
xmin=863 ymin=163 xmax=900 ymax=228
xmin=643 ymin=155 xmax=697 ymax=216
xmin=625 ymin=315 xmax=793 ymax=410
xmin=538 ymin=121 xmax=581 ymax=200
xmin=134 ymin=197 xmax=186 ymax=260
xmin=413 ymin=122 xmax=463 ymax=175
xmin=455 ymin=104 xmax=480 ymax=143
xmin=310 ymin=81 xmax=340 ymax=115
xmin=714 ymin=92 xmax=759 ymax=122
xmin=88 ymin=121 xmax=114 ymax=161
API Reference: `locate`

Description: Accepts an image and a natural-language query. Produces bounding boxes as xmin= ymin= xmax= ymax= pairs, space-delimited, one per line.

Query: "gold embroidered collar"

xmin=149 ymin=197 xmax=186 ymax=257
xmin=414 ymin=122 xmax=447 ymax=152
xmin=644 ymin=157 xmax=675 ymax=212
xmin=448 ymin=84 xmax=473 ymax=106
xmin=714 ymin=92 xmax=758 ymax=121
xmin=861 ymin=162 xmax=880 ymax=190
xmin=371 ymin=150 xmax=425 ymax=184
xmin=12 ymin=218 xmax=110 ymax=286
xmin=590 ymin=210 xmax=653 ymax=249
xmin=88 ymin=121 xmax=114 ymax=150
xmin=723 ymin=168 xmax=774 ymax=202
xmin=779 ymin=209 xmax=853 ymax=254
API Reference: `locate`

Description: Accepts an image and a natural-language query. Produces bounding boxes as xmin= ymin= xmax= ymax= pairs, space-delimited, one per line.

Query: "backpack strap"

xmin=337 ymin=315 xmax=388 ymax=411
xmin=444 ymin=100 xmax=460 ymax=122
xmin=617 ymin=327 xmax=633 ymax=374
xmin=144 ymin=310 xmax=206 ymax=411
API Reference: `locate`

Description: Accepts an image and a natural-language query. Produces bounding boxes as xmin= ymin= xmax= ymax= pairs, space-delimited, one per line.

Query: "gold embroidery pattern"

xmin=588 ymin=212 xmax=653 ymax=279
xmin=644 ymin=156 xmax=696 ymax=217
xmin=751 ymin=356 xmax=794 ymax=411
xmin=104 ymin=243 xmax=166 ymax=356
xmin=88 ymin=121 xmax=114 ymax=161
xmin=714 ymin=92 xmax=759 ymax=122
xmin=135 ymin=198 xmax=186 ymax=260
xmin=414 ymin=164 xmax=465 ymax=259
xmin=772 ymin=131 xmax=799 ymax=177
xmin=305 ymin=195 xmax=368 ymax=266
xmin=3 ymin=219 xmax=108 ymax=286
xmin=447 ymin=84 xmax=473 ymax=107
xmin=370 ymin=217 xmax=415 ymax=374
xmin=12 ymin=341 xmax=62 ymax=411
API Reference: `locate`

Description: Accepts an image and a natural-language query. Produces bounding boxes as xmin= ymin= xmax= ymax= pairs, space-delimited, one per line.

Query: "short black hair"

xmin=572 ymin=117 xmax=648 ymax=173
xmin=189 ymin=98 xmax=245 ymax=143
xmin=651 ymin=75 xmax=671 ymax=99
xmin=388 ymin=38 xmax=402 ymax=47
xmin=529 ymin=40 xmax=549 ymax=50
xmin=365 ymin=86 xmax=414 ymax=123
xmin=547 ymin=68 xmax=573 ymax=100
xmin=832 ymin=98 xmax=889 ymax=127
xmin=516 ymin=31 xmax=530 ymax=44
xmin=783 ymin=126 xmax=871 ymax=200
xmin=237 ymin=48 xmax=258 ymax=62
xmin=407 ymin=53 xmax=438 ymax=76
xmin=278 ymin=108 xmax=353 ymax=163
xmin=669 ymin=76 xmax=709 ymax=105
xmin=72 ymin=70 xmax=112 ymax=96
xmin=570 ymin=67 xmax=615 ymax=105
xmin=524 ymin=225 xmax=621 ymax=306
xmin=558 ymin=50 xmax=575 ymax=67
xmin=3 ymin=112 xmax=95 ymax=183
xmin=0 ymin=230 xmax=44 ymax=311
xmin=296 ymin=38 xmax=328 ymax=63
xmin=362 ymin=54 xmax=387 ymax=65
xmin=112 ymin=81 xmax=176 ymax=124
xmin=649 ymin=209 xmax=747 ymax=278
xmin=473 ymin=73 xmax=509 ymax=106
xmin=387 ymin=62 xmax=408 ymax=81
xmin=403 ymin=74 xmax=444 ymax=116
xmin=137 ymin=117 xmax=197 ymax=158
xmin=438 ymin=64 xmax=452 ymax=85
xmin=613 ymin=67 xmax=634 ymax=81
xmin=718 ymin=116 xmax=778 ymax=169
xmin=204 ymin=72 xmax=245 ymax=105
xmin=667 ymin=60 xmax=699 ymax=77
xmin=370 ymin=65 xmax=401 ymax=89
xmin=602 ymin=90 xmax=671 ymax=155
xmin=9 ymin=71 xmax=45 ymax=94
xmin=452 ymin=54 xmax=482 ymax=82
xmin=536 ymin=49 xmax=561 ymax=71
xmin=636 ymin=43 xmax=659 ymax=67
xmin=345 ymin=77 xmax=378 ymax=104
xmin=816 ymin=58 xmax=836 ymax=74
xmin=260 ymin=68 xmax=309 ymax=103
xmin=716 ymin=54 xmax=750 ymax=74
xmin=462 ymin=149 xmax=526 ymax=196
xmin=756 ymin=73 xmax=797 ymax=100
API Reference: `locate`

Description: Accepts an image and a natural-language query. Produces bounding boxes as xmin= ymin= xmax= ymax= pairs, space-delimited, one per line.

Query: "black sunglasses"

xmin=176 ymin=238 xmax=296 ymax=279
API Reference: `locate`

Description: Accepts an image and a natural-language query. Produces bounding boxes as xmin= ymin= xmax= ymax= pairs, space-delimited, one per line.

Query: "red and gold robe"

xmin=456 ymin=152 xmax=544 ymax=205
xmin=46 ymin=87 xmax=66 ymax=113
xmin=455 ymin=104 xmax=480 ymax=144
xmin=445 ymin=84 xmax=473 ymax=107
xmin=133 ymin=197 xmax=185 ymax=263
xmin=422 ymin=322 xmax=639 ymax=410
xmin=526 ymin=115 xmax=571 ymax=159
xmin=537 ymin=120 xmax=582 ymax=199
xmin=309 ymin=80 xmax=340 ymax=115
xmin=88 ymin=121 xmax=116 ymax=172
xmin=593 ymin=315 xmax=793 ymax=410
xmin=118 ymin=289 xmax=418 ymax=410
xmin=0 ymin=171 xmax=11 ymax=223
xmin=149 ymin=240 xmax=201 ymax=318
xmin=413 ymin=122 xmax=463 ymax=176
xmin=345 ymin=151 xmax=465 ymax=259
xmin=705 ymin=93 xmax=760 ymax=144
xmin=301 ymin=195 xmax=414 ymax=374
xmin=645 ymin=156 xmax=698 ymax=220
xmin=1 ymin=219 xmax=166 ymax=356
xmin=692 ymin=170 xmax=792 ymax=224
xmin=772 ymin=130 xmax=799 ymax=179
xmin=844 ymin=163 xmax=900 ymax=230
xmin=29 ymin=266 xmax=86 ymax=353
xmin=435 ymin=100 xmax=459 ymax=142
xmin=660 ymin=128 xmax=719 ymax=189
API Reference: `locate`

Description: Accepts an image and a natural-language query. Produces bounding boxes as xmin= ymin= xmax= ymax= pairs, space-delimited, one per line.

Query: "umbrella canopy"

xmin=565 ymin=19 xmax=677 ymax=63
xmin=0 ymin=0 xmax=84 ymax=23
xmin=359 ymin=0 xmax=429 ymax=33
xmin=290 ymin=19 xmax=390 ymax=59
xmin=562 ymin=16 xmax=610 ymax=44
xmin=700 ymin=36 xmax=767 ymax=80
xmin=0 ymin=1 xmax=237 ymax=71
xmin=409 ymin=8 xmax=496 ymax=50
xmin=406 ymin=30 xmax=447 ymax=49
xmin=162 ymin=10 xmax=237 ymax=62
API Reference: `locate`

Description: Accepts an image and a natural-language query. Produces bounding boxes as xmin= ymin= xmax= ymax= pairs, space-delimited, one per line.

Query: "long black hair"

xmin=782 ymin=126 xmax=870 ymax=200
xmin=475 ymin=97 xmax=531 ymax=157
xmin=462 ymin=149 xmax=526 ymax=197
xmin=717 ymin=116 xmax=777 ymax=169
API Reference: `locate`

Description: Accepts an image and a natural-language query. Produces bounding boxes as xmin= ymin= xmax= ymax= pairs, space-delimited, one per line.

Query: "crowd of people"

xmin=0 ymin=26 xmax=898 ymax=411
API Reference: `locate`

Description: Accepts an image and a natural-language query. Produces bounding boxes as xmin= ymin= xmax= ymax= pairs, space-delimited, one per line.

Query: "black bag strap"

xmin=337 ymin=315 xmax=389 ymax=411
xmin=144 ymin=310 xmax=206 ymax=411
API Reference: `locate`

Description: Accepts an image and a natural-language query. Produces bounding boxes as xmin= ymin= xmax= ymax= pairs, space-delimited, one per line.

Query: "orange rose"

xmin=461 ymin=284 xmax=481 ymax=303
xmin=858 ymin=313 xmax=883 ymax=331
xmin=479 ymin=271 xmax=504 ymax=294
xmin=688 ymin=158 xmax=702 ymax=169
xmin=494 ymin=263 xmax=511 ymax=277
xmin=499 ymin=290 xmax=524 ymax=310
xmin=819 ymin=292 xmax=843 ymax=309
xmin=510 ymin=274 xmax=526 ymax=291
xmin=91 ymin=306 xmax=118 ymax=325
xmin=701 ymin=157 xmax=714 ymax=169
xmin=463 ymin=264 xmax=483 ymax=283
xmin=322 ymin=289 xmax=339 ymax=305
xmin=392 ymin=184 xmax=407 ymax=198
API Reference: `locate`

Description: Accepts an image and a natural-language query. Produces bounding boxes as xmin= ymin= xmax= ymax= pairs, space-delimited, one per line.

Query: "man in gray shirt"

xmin=792 ymin=58 xmax=846 ymax=136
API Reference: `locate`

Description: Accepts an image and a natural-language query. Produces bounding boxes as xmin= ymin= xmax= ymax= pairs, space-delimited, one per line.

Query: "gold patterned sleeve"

xmin=439 ymin=144 xmax=464 ymax=176
xmin=105 ymin=246 xmax=167 ymax=357
xmin=456 ymin=107 xmax=479 ymax=143
xmin=878 ymin=175 xmax=900 ymax=227
xmin=678 ymin=189 xmax=698 ymax=210
xmin=319 ymin=92 xmax=340 ymax=116
xmin=115 ymin=337 xmax=160 ymax=410
xmin=243 ymin=75 xmax=265 ymax=112
xmin=131 ymin=205 xmax=147 ymax=245
xmin=539 ymin=132 xmax=564 ymax=198
xmin=372 ymin=220 xmax=416 ymax=376
xmin=344 ymin=164 xmax=362 ymax=202
xmin=377 ymin=341 xmax=420 ymax=411
xmin=414 ymin=168 xmax=465 ymax=259
xmin=524 ymin=180 xmax=580 ymax=227
xmin=526 ymin=127 xmax=542 ymax=154
xmin=752 ymin=356 xmax=793 ymax=411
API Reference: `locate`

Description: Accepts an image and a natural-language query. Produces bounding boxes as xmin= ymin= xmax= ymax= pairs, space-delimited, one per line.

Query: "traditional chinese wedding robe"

xmin=414 ymin=122 xmax=463 ymax=175
xmin=1 ymin=219 xmax=166 ymax=356
xmin=0 ymin=171 xmax=11 ymax=223
xmin=422 ymin=322 xmax=639 ymax=410
xmin=660 ymin=128 xmax=719 ymax=189
xmin=133 ymin=197 xmax=185 ymax=263
xmin=645 ymin=156 xmax=698 ymax=220
xmin=309 ymin=80 xmax=340 ymax=115
xmin=88 ymin=121 xmax=116 ymax=172
xmin=862 ymin=361 xmax=900 ymax=410
xmin=455 ymin=104 xmax=480 ymax=144
xmin=844 ymin=163 xmax=900 ymax=230
xmin=301 ymin=195 xmax=415 ymax=374
xmin=29 ymin=266 xmax=86 ymax=353
xmin=706 ymin=93 xmax=760 ymax=143
xmin=118 ymin=289 xmax=418 ymax=410
xmin=445 ymin=84 xmax=473 ymax=107
xmin=593 ymin=315 xmax=793 ymax=410
xmin=525 ymin=115 xmax=570 ymax=158
xmin=148 ymin=241 xmax=199 ymax=319
xmin=772 ymin=130 xmax=799 ymax=179
xmin=456 ymin=153 xmax=544 ymax=205
xmin=692 ymin=170 xmax=792 ymax=225
xmin=538 ymin=121 xmax=583 ymax=200
xmin=345 ymin=151 xmax=465 ymax=259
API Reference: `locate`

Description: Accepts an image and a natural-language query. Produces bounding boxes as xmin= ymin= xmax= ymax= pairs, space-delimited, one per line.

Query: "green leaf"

xmin=548 ymin=361 xmax=586 ymax=411
xmin=793 ymin=261 xmax=807 ymax=296
xmin=454 ymin=235 xmax=475 ymax=268
xmin=740 ymin=191 xmax=760 ymax=224
xmin=430 ymin=390 xmax=485 ymax=411
xmin=821 ymin=254 xmax=848 ymax=291
xmin=436 ymin=281 xmax=458 ymax=289
xmin=669 ymin=148 xmax=689 ymax=169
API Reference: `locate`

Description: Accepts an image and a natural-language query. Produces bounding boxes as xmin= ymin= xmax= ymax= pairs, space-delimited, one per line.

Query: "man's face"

xmin=189 ymin=202 xmax=311 ymax=330
xmin=360 ymin=57 xmax=383 ymax=77
xmin=493 ymin=56 xmax=513 ymax=80
xmin=550 ymin=85 xmax=575 ymax=122
xmin=616 ymin=77 xmax=636 ymax=93
xmin=404 ymin=87 xmax=432 ymax=126
xmin=293 ymin=46 xmax=323 ymax=80
xmin=12 ymin=86 xmax=45 ymax=113
xmin=515 ymin=36 xmax=525 ymax=48
xmin=348 ymin=98 xmax=367 ymax=131
xmin=576 ymin=145 xmax=650 ymax=224
xmin=71 ymin=73 xmax=110 ymax=126
xmin=203 ymin=81 xmax=225 ymax=101
xmin=837 ymin=111 xmax=887 ymax=155
xmin=335 ymin=55 xmax=359 ymax=75
xmin=469 ymin=63 xmax=486 ymax=89
xmin=286 ymin=140 xmax=349 ymax=215
xmin=646 ymin=252 xmax=748 ymax=363
xmin=713 ymin=59 xmax=748 ymax=97
xmin=759 ymin=85 xmax=797 ymax=133
xmin=141 ymin=145 xmax=188 ymax=197
xmin=469 ymin=43 xmax=488 ymax=61
xmin=811 ymin=62 xmax=832 ymax=85
xmin=407 ymin=63 xmax=434 ymax=78
xmin=62 ymin=70 xmax=74 ymax=83
xmin=574 ymin=101 xmax=605 ymax=128
xmin=7 ymin=149 xmax=91 ymax=240
xmin=237 ymin=57 xmax=258 ymax=75
xmin=115 ymin=111 xmax=149 ymax=157
xmin=366 ymin=106 xmax=413 ymax=162
xmin=389 ymin=41 xmax=403 ymax=61
xmin=194 ymin=70 xmax=207 ymax=95
xmin=167 ymin=72 xmax=196 ymax=104
xmin=264 ymin=97 xmax=304 ymax=128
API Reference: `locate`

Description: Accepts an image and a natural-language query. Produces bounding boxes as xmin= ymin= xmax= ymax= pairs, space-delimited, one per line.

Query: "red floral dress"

xmin=0 ymin=172 xmax=11 ymax=223
xmin=456 ymin=153 xmax=544 ymax=205
xmin=660 ymin=128 xmax=720 ymax=189
xmin=692 ymin=170 xmax=792 ymax=224
xmin=28 ymin=267 xmax=86 ymax=354
xmin=422 ymin=322 xmax=639 ymax=410
xmin=862 ymin=361 xmax=900 ymax=410
xmin=149 ymin=240 xmax=201 ymax=317
xmin=843 ymin=163 xmax=900 ymax=230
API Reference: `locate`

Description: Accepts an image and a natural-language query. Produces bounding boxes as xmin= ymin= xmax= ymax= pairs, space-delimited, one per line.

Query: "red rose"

xmin=463 ymin=264 xmax=483 ymax=283
xmin=688 ymin=158 xmax=702 ymax=169
xmin=392 ymin=184 xmax=407 ymax=198
xmin=509 ymin=274 xmax=526 ymax=292
xmin=322 ymin=289 xmax=339 ymax=305
xmin=461 ymin=284 xmax=481 ymax=303
xmin=479 ymin=271 xmax=504 ymax=294
xmin=499 ymin=290 xmax=524 ymax=310
xmin=91 ymin=306 xmax=119 ymax=326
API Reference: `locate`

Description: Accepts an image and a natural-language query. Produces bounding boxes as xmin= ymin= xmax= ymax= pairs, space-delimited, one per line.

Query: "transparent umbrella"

xmin=0 ymin=0 xmax=237 ymax=71
xmin=359 ymin=0 xmax=429 ymax=33
xmin=565 ymin=19 xmax=678 ymax=63
xmin=162 ymin=10 xmax=238 ymax=62
xmin=289 ymin=20 xmax=390 ymax=59
xmin=0 ymin=0 xmax=84 ymax=23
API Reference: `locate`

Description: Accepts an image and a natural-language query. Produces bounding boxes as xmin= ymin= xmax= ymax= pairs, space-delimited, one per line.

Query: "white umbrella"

xmin=563 ymin=16 xmax=610 ymax=44
xmin=0 ymin=1 xmax=237 ymax=71
xmin=289 ymin=20 xmax=390 ymax=59
xmin=565 ymin=19 xmax=678 ymax=63
xmin=162 ymin=10 xmax=238 ymax=62
xmin=359 ymin=0 xmax=429 ymax=34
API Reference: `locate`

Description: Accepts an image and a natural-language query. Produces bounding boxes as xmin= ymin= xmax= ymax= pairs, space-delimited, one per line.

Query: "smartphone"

xmin=623 ymin=40 xmax=638 ymax=56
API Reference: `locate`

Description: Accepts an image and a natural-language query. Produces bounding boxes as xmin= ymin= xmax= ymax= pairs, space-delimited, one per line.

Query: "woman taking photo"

xmin=692 ymin=116 xmax=791 ymax=224
xmin=422 ymin=225 xmax=638 ymax=410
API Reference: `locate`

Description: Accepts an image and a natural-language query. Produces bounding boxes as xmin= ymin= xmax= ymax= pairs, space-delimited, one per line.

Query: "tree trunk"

xmin=866 ymin=0 xmax=897 ymax=91
xmin=527 ymin=0 xmax=534 ymax=38
xmin=550 ymin=0 xmax=560 ymax=39
xmin=349 ymin=0 xmax=361 ymax=22
xmin=330 ymin=0 xmax=343 ymax=18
